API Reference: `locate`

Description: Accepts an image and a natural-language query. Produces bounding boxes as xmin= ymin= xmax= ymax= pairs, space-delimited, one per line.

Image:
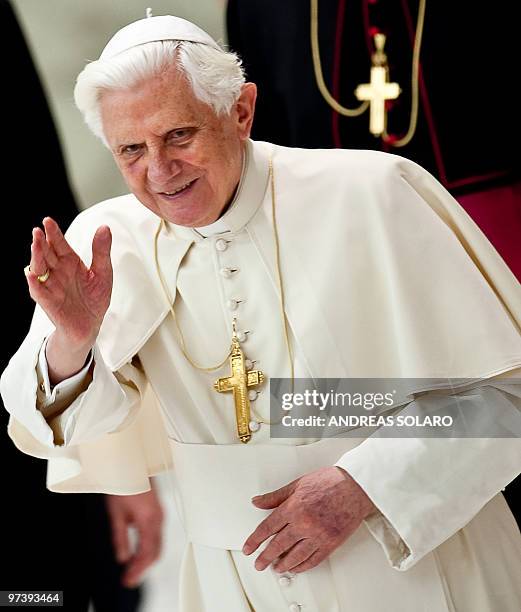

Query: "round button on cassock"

xmin=278 ymin=576 xmax=291 ymax=587
xmin=227 ymin=299 xmax=239 ymax=311
xmin=219 ymin=268 xmax=237 ymax=278
xmin=288 ymin=604 xmax=301 ymax=612
xmin=236 ymin=331 xmax=247 ymax=342
xmin=215 ymin=239 xmax=228 ymax=252
xmin=248 ymin=390 xmax=258 ymax=401
xmin=249 ymin=420 xmax=260 ymax=432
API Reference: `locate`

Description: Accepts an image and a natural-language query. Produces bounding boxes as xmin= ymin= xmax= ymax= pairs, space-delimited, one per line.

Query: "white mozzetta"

xmin=2 ymin=140 xmax=521 ymax=610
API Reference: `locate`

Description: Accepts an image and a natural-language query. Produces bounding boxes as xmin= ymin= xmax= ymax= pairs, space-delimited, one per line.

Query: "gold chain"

xmin=269 ymin=155 xmax=295 ymax=384
xmin=310 ymin=0 xmax=427 ymax=147
xmin=383 ymin=0 xmax=426 ymax=147
xmin=251 ymin=156 xmax=294 ymax=425
xmin=154 ymin=218 xmax=233 ymax=371
xmin=310 ymin=0 xmax=368 ymax=117
xmin=153 ymin=153 xmax=294 ymax=425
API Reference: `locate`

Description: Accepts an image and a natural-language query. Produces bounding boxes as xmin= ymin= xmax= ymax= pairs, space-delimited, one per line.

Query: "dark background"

xmin=0 ymin=1 xmax=140 ymax=609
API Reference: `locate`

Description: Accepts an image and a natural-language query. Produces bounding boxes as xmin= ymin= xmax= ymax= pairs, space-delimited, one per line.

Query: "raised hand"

xmin=25 ymin=217 xmax=113 ymax=384
xmin=26 ymin=216 xmax=113 ymax=349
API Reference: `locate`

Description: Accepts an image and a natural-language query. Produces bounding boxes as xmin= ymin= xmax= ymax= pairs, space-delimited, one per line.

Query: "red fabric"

xmin=456 ymin=182 xmax=521 ymax=282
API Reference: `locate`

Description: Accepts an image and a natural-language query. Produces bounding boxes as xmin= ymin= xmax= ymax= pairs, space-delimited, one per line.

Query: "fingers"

xmin=105 ymin=491 xmax=164 ymax=589
xmin=243 ymin=509 xmax=289 ymax=556
xmin=109 ymin=511 xmax=132 ymax=565
xmin=25 ymin=266 xmax=52 ymax=304
xmin=272 ymin=539 xmax=317 ymax=573
xmin=27 ymin=220 xmax=61 ymax=280
xmin=26 ymin=222 xmax=64 ymax=302
xmin=26 ymin=229 xmax=54 ymax=302
xmin=42 ymin=217 xmax=72 ymax=258
xmin=122 ymin=521 xmax=162 ymax=588
xmin=289 ymin=548 xmax=325 ymax=574
xmin=40 ymin=227 xmax=59 ymax=269
xmin=253 ymin=525 xmax=301 ymax=571
xmin=90 ymin=225 xmax=112 ymax=278
xmin=251 ymin=478 xmax=300 ymax=510
xmin=29 ymin=228 xmax=50 ymax=277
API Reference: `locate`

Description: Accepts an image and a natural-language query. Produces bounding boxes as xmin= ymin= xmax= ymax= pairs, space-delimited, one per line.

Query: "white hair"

xmin=74 ymin=40 xmax=246 ymax=144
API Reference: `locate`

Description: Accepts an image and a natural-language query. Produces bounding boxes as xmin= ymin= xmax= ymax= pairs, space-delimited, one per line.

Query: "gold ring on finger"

xmin=24 ymin=265 xmax=50 ymax=283
xmin=37 ymin=269 xmax=50 ymax=283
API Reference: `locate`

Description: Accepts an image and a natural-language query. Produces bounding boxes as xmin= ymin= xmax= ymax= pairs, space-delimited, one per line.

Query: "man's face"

xmin=100 ymin=64 xmax=256 ymax=226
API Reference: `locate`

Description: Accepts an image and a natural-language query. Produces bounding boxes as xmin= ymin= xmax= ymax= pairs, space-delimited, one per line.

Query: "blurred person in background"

xmin=1 ymin=1 xmax=163 ymax=608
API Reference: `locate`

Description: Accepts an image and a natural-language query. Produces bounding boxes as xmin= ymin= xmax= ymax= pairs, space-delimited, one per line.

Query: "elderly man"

xmin=2 ymin=13 xmax=521 ymax=612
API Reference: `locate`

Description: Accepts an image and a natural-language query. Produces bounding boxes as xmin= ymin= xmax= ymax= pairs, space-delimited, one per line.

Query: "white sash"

xmin=168 ymin=437 xmax=363 ymax=550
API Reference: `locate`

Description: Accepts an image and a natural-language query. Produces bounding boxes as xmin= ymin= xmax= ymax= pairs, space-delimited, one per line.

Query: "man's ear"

xmin=235 ymin=82 xmax=257 ymax=140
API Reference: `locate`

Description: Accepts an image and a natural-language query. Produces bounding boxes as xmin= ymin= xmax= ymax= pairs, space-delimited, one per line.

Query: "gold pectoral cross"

xmin=355 ymin=33 xmax=401 ymax=136
xmin=213 ymin=324 xmax=265 ymax=443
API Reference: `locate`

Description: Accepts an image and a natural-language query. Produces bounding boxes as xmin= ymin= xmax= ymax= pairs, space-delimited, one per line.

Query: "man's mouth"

xmin=158 ymin=178 xmax=198 ymax=199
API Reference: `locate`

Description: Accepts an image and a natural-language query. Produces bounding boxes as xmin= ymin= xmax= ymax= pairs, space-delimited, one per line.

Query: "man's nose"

xmin=147 ymin=150 xmax=181 ymax=185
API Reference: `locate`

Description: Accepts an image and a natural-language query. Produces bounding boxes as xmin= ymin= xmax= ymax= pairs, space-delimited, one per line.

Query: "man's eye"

xmin=122 ymin=144 xmax=141 ymax=155
xmin=169 ymin=129 xmax=192 ymax=141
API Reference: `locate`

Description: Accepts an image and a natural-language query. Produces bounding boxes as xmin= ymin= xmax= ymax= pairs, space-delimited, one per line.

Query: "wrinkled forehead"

xmin=99 ymin=68 xmax=218 ymax=144
xmin=99 ymin=62 xmax=205 ymax=114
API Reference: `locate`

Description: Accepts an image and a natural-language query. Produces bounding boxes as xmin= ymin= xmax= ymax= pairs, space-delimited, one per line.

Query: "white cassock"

xmin=2 ymin=140 xmax=521 ymax=611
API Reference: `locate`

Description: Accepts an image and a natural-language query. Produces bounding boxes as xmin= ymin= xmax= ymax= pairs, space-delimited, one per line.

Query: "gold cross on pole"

xmin=214 ymin=322 xmax=265 ymax=443
xmin=355 ymin=34 xmax=401 ymax=136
